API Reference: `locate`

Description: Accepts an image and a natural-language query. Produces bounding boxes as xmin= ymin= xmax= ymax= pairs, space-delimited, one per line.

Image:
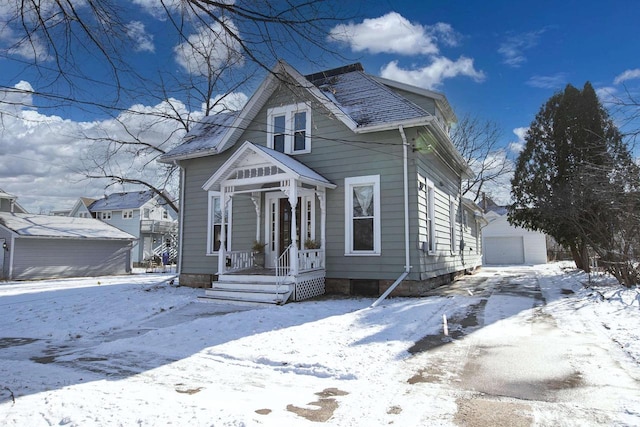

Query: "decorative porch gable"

xmin=201 ymin=141 xmax=335 ymax=303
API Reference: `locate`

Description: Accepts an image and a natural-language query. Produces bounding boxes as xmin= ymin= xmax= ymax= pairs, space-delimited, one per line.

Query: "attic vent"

xmin=232 ymin=166 xmax=282 ymax=180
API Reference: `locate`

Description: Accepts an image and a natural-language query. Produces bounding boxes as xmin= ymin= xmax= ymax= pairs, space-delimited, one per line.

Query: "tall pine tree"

xmin=509 ymin=82 xmax=639 ymax=278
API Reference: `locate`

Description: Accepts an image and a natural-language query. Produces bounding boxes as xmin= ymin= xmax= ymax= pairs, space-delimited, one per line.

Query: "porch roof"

xmin=202 ymin=141 xmax=336 ymax=192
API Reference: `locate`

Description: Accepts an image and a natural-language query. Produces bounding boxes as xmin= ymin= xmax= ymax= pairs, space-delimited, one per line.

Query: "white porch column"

xmin=316 ymin=188 xmax=327 ymax=268
xmin=288 ymin=181 xmax=299 ymax=275
xmin=217 ymin=186 xmax=231 ymax=274
xmin=250 ymin=192 xmax=261 ymax=243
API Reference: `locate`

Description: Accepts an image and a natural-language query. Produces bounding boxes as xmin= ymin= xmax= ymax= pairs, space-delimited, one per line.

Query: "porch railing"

xmin=275 ymin=244 xmax=293 ymax=303
xmin=298 ymin=249 xmax=324 ymax=271
xmin=220 ymin=246 xmax=324 ymax=275
xmin=225 ymin=250 xmax=254 ymax=272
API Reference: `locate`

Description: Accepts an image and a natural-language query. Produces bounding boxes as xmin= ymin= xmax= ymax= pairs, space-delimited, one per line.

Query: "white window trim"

xmin=426 ymin=180 xmax=436 ymax=255
xmin=122 ymin=210 xmax=133 ymax=219
xmin=449 ymin=196 xmax=457 ymax=254
xmin=101 ymin=211 xmax=112 ymax=220
xmin=344 ymin=175 xmax=381 ymax=256
xmin=206 ymin=191 xmax=232 ymax=256
xmin=267 ymin=102 xmax=311 ymax=154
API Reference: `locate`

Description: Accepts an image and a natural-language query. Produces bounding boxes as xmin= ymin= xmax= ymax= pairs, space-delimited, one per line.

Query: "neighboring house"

xmin=76 ymin=190 xmax=178 ymax=265
xmin=0 ymin=189 xmax=28 ymax=213
xmin=160 ymin=61 xmax=484 ymax=304
xmin=69 ymin=197 xmax=97 ymax=218
xmin=482 ymin=205 xmax=547 ymax=265
xmin=0 ymin=212 xmax=136 ymax=281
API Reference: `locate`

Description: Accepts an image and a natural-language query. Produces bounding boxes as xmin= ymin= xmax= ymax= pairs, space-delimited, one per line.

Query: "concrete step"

xmin=201 ymin=281 xmax=293 ymax=305
xmin=198 ymin=294 xmax=287 ymax=306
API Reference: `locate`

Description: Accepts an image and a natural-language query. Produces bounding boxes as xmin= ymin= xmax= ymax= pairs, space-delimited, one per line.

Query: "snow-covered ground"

xmin=0 ymin=263 xmax=638 ymax=426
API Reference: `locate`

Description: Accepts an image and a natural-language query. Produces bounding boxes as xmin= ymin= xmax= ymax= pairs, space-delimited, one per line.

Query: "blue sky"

xmin=1 ymin=0 xmax=640 ymax=212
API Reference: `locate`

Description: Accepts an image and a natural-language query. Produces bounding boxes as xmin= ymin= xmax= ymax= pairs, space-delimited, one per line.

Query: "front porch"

xmin=200 ymin=141 xmax=335 ymax=305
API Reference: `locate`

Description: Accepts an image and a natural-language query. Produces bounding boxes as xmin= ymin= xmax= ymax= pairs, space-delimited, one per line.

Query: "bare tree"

xmin=1 ymin=1 xmax=351 ymax=209
xmin=450 ymin=114 xmax=512 ymax=203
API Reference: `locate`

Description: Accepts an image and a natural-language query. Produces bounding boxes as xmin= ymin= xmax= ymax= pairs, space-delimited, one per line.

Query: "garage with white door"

xmin=482 ymin=210 xmax=547 ymax=266
xmin=484 ymin=236 xmax=525 ymax=265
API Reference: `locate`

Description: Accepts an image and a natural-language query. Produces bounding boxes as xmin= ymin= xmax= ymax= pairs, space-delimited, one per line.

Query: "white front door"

xmin=264 ymin=191 xmax=316 ymax=268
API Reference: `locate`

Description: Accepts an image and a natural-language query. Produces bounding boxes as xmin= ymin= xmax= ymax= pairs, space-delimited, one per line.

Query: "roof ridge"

xmin=304 ymin=63 xmax=364 ymax=82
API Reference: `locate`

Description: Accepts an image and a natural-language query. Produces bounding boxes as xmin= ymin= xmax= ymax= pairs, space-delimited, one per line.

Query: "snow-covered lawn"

xmin=0 ymin=263 xmax=638 ymax=426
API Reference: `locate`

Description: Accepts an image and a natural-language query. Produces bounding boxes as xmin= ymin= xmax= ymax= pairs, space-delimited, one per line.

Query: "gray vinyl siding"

xmin=411 ymin=124 xmax=483 ymax=279
xmin=10 ymin=238 xmax=132 ymax=280
xmin=387 ymin=87 xmax=437 ymax=116
xmin=180 ymin=155 xmax=231 ymax=275
xmin=178 ymin=81 xmax=477 ymax=283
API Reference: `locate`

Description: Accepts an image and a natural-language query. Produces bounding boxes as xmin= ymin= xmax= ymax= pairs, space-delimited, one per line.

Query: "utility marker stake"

xmin=443 ymin=314 xmax=449 ymax=336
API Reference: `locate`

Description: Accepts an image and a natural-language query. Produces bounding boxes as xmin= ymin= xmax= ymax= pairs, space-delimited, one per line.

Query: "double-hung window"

xmin=207 ymin=192 xmax=231 ymax=254
xmin=122 ymin=210 xmax=133 ymax=219
xmin=345 ymin=175 xmax=380 ymax=255
xmin=100 ymin=211 xmax=112 ymax=220
xmin=267 ymin=103 xmax=311 ymax=154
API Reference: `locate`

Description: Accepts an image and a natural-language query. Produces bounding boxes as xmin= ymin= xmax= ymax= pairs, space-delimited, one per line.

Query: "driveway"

xmin=406 ymin=266 xmax=640 ymax=426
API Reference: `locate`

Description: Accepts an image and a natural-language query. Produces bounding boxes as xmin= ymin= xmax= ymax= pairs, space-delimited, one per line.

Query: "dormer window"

xmin=267 ymin=103 xmax=311 ymax=154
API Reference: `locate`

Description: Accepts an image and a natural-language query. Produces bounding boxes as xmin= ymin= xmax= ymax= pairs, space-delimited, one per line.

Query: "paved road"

xmin=407 ymin=267 xmax=640 ymax=426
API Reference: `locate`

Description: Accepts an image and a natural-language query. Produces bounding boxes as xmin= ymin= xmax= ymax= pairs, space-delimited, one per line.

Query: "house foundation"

xmin=326 ymin=268 xmax=479 ymax=297
xmin=179 ymin=273 xmax=215 ymax=288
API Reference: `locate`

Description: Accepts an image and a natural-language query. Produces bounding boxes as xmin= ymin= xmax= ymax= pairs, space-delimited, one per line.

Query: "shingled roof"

xmin=89 ymin=190 xmax=161 ymax=212
xmin=160 ymin=61 xmax=451 ymax=162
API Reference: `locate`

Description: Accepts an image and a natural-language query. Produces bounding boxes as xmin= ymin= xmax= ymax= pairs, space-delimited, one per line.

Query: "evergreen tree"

xmin=509 ymin=82 xmax=639 ymax=279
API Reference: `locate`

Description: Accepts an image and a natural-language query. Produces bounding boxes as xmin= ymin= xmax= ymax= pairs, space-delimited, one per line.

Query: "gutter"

xmin=371 ymin=125 xmax=412 ymax=307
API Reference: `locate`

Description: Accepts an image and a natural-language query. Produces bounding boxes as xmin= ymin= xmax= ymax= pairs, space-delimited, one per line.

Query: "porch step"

xmin=199 ymin=281 xmax=293 ymax=306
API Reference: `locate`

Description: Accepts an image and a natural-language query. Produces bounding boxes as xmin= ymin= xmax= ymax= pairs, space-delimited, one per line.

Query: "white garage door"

xmin=484 ymin=236 xmax=525 ymax=265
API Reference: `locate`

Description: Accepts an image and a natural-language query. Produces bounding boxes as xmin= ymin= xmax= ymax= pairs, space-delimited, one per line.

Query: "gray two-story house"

xmin=70 ymin=190 xmax=178 ymax=266
xmin=160 ymin=62 xmax=484 ymax=304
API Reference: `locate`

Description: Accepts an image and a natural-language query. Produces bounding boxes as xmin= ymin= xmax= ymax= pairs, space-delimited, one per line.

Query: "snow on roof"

xmin=89 ymin=190 xmax=157 ymax=212
xmin=162 ymin=62 xmax=438 ymax=162
xmin=0 ymin=190 xmax=17 ymax=200
xmin=0 ymin=212 xmax=136 ymax=240
xmin=306 ymin=67 xmax=429 ymax=128
xmin=162 ymin=112 xmax=239 ymax=161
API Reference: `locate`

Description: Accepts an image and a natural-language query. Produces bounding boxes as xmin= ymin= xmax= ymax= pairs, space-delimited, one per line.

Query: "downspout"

xmin=371 ymin=125 xmax=412 ymax=307
xmin=175 ymin=162 xmax=186 ymax=274
xmin=459 ymin=175 xmax=465 ymax=267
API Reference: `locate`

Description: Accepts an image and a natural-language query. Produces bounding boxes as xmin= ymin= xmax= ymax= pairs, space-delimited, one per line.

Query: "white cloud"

xmin=174 ymin=20 xmax=244 ymax=76
xmin=0 ymin=81 xmax=35 ymax=115
xmin=596 ymin=86 xmax=618 ymax=103
xmin=6 ymin=33 xmax=51 ymax=62
xmin=526 ymin=73 xmax=567 ymax=89
xmin=508 ymin=127 xmax=528 ymax=153
xmin=498 ymin=30 xmax=545 ymax=68
xmin=202 ymin=92 xmax=248 ymax=114
xmin=614 ymin=69 xmax=640 ymax=85
xmin=380 ymin=57 xmax=485 ymax=90
xmin=0 ymin=81 xmax=246 ymax=213
xmin=328 ymin=12 xmax=444 ymax=55
xmin=126 ymin=21 xmax=154 ymax=53
xmin=132 ymin=0 xmax=181 ymax=20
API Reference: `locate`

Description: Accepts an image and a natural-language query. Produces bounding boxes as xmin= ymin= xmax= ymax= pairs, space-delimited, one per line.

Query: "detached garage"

xmin=482 ymin=209 xmax=547 ymax=266
xmin=0 ymin=212 xmax=136 ymax=281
